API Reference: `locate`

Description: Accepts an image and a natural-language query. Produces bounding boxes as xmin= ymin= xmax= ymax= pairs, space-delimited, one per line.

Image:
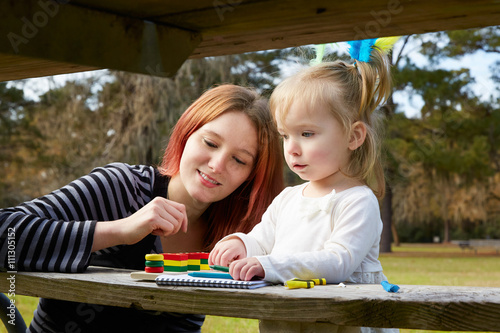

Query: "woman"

xmin=0 ymin=84 xmax=284 ymax=332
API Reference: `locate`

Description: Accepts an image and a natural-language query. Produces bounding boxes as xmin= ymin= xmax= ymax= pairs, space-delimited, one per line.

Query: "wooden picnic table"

xmin=1 ymin=266 xmax=500 ymax=332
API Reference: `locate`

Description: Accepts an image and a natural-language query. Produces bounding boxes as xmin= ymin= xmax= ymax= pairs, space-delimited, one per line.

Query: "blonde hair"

xmin=270 ymin=48 xmax=391 ymax=198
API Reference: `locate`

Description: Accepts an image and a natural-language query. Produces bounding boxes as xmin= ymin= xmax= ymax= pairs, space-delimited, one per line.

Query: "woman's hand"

xmin=92 ymin=197 xmax=188 ymax=252
xmin=229 ymin=257 xmax=265 ymax=281
xmin=209 ymin=238 xmax=247 ymax=267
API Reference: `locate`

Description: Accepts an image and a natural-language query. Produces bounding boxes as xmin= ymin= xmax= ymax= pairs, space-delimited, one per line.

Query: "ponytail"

xmin=347 ymin=47 xmax=393 ymax=198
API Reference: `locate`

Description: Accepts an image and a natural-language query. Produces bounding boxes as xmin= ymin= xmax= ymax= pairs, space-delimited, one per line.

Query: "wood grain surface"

xmin=1 ymin=266 xmax=499 ymax=331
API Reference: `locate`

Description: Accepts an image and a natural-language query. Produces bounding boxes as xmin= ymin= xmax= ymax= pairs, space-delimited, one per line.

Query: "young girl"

xmin=209 ymin=42 xmax=393 ymax=287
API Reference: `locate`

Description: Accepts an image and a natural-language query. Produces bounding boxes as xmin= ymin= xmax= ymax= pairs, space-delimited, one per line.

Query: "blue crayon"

xmin=188 ymin=272 xmax=233 ymax=279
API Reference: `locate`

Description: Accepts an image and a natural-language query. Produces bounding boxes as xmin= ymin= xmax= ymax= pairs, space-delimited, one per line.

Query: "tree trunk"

xmin=391 ymin=223 xmax=400 ymax=247
xmin=443 ymin=219 xmax=450 ymax=243
xmin=380 ymin=183 xmax=393 ymax=253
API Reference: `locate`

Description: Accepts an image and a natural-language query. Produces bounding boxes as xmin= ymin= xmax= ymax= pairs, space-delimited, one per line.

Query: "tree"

xmin=388 ymin=27 xmax=500 ymax=242
xmin=0 ymin=82 xmax=37 ymax=206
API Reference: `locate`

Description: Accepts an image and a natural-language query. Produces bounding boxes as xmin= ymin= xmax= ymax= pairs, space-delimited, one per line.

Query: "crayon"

xmin=209 ymin=265 xmax=230 ymax=272
xmin=291 ymin=278 xmax=326 ymax=285
xmin=285 ymin=280 xmax=314 ymax=289
xmin=189 ymin=272 xmax=233 ymax=279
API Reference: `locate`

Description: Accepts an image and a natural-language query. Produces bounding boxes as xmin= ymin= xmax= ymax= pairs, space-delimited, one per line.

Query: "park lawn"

xmin=2 ymin=244 xmax=499 ymax=333
xmin=379 ymin=255 xmax=500 ymax=287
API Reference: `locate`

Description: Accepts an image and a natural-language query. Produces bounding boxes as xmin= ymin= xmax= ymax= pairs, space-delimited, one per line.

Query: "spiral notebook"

xmin=155 ymin=273 xmax=272 ymax=289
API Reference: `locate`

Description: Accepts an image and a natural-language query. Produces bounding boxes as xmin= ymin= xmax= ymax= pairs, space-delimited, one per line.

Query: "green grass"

xmin=0 ymin=294 xmax=38 ymax=333
xmin=380 ymin=256 xmax=500 ymax=287
xmin=2 ymin=244 xmax=499 ymax=333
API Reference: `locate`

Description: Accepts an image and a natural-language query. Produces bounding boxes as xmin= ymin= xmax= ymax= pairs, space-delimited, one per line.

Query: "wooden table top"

xmin=1 ymin=266 xmax=499 ymax=331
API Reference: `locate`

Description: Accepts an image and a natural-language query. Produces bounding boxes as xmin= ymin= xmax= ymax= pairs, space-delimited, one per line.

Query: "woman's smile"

xmin=198 ymin=170 xmax=222 ymax=187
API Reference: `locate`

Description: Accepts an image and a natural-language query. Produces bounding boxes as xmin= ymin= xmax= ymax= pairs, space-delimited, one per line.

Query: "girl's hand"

xmin=209 ymin=238 xmax=247 ymax=267
xmin=93 ymin=197 xmax=188 ymax=251
xmin=229 ymin=257 xmax=264 ymax=281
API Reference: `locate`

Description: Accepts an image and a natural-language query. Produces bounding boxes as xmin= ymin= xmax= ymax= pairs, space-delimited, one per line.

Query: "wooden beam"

xmin=154 ymin=0 xmax=500 ymax=58
xmin=0 ymin=0 xmax=499 ymax=81
xmin=69 ymin=0 xmax=217 ymax=19
xmin=0 ymin=0 xmax=201 ymax=81
xmin=0 ymin=53 xmax=99 ymax=82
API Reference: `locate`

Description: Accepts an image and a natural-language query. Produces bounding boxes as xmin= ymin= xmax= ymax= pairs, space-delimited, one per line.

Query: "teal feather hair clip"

xmin=347 ymin=36 xmax=400 ymax=63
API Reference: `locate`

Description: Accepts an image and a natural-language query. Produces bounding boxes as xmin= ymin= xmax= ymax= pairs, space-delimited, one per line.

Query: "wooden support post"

xmin=0 ymin=0 xmax=201 ymax=80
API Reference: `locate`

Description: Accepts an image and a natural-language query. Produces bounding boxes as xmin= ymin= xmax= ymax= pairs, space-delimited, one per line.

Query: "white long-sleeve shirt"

xmin=229 ymin=183 xmax=385 ymax=284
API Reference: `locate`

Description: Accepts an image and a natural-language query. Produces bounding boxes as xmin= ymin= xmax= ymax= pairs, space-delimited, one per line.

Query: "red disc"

xmin=145 ymin=266 xmax=164 ymax=273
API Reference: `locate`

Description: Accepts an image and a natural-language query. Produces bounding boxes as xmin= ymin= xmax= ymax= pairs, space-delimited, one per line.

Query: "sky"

xmin=394 ymin=47 xmax=499 ymax=117
xmin=17 ymin=69 xmax=110 ymax=102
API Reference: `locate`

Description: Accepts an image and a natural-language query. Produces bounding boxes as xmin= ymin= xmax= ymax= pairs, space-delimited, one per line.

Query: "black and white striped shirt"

xmin=1 ymin=163 xmax=205 ymax=332
xmin=0 ymin=163 xmax=158 ymax=272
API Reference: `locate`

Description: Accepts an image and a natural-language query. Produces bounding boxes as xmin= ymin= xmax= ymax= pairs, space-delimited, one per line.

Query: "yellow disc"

xmin=145 ymin=254 xmax=163 ymax=261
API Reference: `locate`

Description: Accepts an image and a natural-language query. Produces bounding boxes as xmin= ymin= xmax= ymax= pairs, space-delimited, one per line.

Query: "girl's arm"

xmin=0 ymin=163 xmax=159 ymax=272
xmin=208 ymin=187 xmax=289 ymax=273
xmin=216 ymin=187 xmax=288 ymax=258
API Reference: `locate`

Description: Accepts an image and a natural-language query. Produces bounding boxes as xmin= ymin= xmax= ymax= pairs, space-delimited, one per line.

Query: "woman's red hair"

xmin=159 ymin=85 xmax=284 ymax=249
